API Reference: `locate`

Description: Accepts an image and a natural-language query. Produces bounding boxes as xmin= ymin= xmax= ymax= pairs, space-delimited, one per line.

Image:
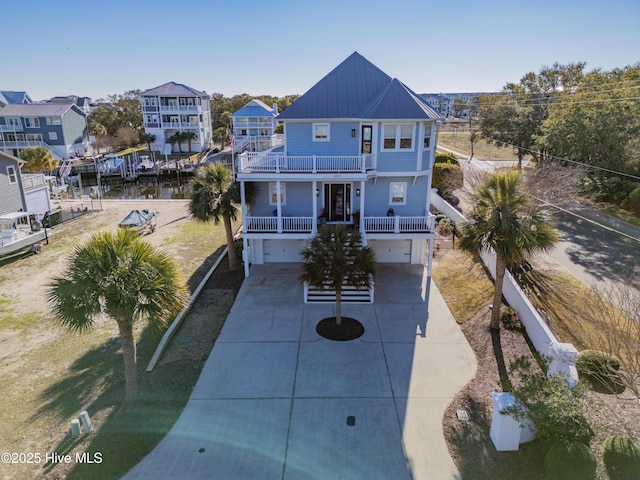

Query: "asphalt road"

xmin=439 ymin=145 xmax=640 ymax=291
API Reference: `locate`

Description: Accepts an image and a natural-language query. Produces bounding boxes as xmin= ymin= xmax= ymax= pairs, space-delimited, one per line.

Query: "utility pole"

xmin=468 ymin=113 xmax=474 ymax=160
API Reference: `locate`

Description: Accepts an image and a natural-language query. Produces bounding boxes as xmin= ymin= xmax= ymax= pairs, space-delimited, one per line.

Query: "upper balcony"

xmin=237 ymin=152 xmax=375 ymax=175
xmin=22 ymin=173 xmax=48 ymax=191
xmin=0 ymin=124 xmax=23 ymax=132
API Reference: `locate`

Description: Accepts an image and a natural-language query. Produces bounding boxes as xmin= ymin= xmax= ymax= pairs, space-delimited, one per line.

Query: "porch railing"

xmin=364 ymin=214 xmax=435 ymax=233
xmin=22 ymin=173 xmax=48 ymax=190
xmin=238 ymin=152 xmax=372 ymax=174
xmin=246 ymin=216 xmax=313 ymax=232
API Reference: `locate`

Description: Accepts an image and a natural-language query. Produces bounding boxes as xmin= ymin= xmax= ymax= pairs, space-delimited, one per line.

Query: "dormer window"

xmin=313 ymin=123 xmax=330 ymax=142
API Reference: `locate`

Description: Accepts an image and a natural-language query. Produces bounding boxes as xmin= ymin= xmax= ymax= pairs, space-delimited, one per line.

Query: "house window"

xmin=313 ymin=123 xmax=330 ymax=141
xmin=144 ymin=97 xmax=157 ymax=106
xmin=25 ymin=134 xmax=43 ymax=141
xmin=269 ymin=182 xmax=286 ymax=205
xmin=48 ymin=132 xmax=58 ymax=140
xmin=389 ymin=182 xmax=407 ymax=205
xmin=7 ymin=166 xmax=17 ymax=184
xmin=7 ymin=117 xmax=21 ymax=127
xmin=45 ymin=117 xmax=61 ymax=125
xmin=24 ymin=117 xmax=40 ymax=128
xmin=424 ymin=125 xmax=432 ymax=148
xmin=382 ymin=124 xmax=414 ymax=151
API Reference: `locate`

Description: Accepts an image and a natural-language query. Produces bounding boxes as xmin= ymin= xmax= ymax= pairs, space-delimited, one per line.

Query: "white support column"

xmin=312 ymin=180 xmax=318 ymax=235
xmin=427 ymin=238 xmax=434 ymax=277
xmin=276 ymin=180 xmax=283 ymax=233
xmin=240 ymin=181 xmax=247 ymax=233
xmin=243 ymin=237 xmax=250 ymax=277
xmin=359 ymin=180 xmax=365 ymax=232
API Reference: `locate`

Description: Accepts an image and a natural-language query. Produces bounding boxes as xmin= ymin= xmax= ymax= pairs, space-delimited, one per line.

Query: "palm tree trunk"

xmin=223 ymin=214 xmax=238 ymax=271
xmin=491 ymin=256 xmax=507 ymax=330
xmin=335 ymin=287 xmax=342 ymax=326
xmin=117 ymin=320 xmax=138 ymax=403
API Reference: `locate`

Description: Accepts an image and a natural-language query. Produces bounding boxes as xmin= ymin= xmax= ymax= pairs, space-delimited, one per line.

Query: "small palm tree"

xmin=456 ymin=170 xmax=558 ymax=330
xmin=189 ymin=163 xmax=255 ymax=271
xmin=168 ymin=132 xmax=184 ymax=153
xmin=300 ymin=225 xmax=376 ymax=325
xmin=183 ymin=132 xmax=197 ymax=153
xmin=48 ymin=229 xmax=188 ymax=403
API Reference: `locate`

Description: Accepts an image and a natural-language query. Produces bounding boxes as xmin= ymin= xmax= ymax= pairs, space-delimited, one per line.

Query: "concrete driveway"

xmin=123 ymin=264 xmax=476 ymax=480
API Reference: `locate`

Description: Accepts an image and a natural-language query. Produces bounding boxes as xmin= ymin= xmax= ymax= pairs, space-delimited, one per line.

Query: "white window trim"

xmin=48 ymin=132 xmax=58 ymax=141
xmin=389 ymin=181 xmax=407 ymax=205
xmin=312 ymin=123 xmax=330 ymax=142
xmin=7 ymin=166 xmax=17 ymax=184
xmin=269 ymin=182 xmax=286 ymax=205
xmin=24 ymin=117 xmax=40 ymax=128
xmin=382 ymin=124 xmax=415 ymax=152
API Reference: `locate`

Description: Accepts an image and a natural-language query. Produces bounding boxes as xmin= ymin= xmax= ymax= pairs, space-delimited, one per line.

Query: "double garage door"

xmin=263 ymin=239 xmax=305 ymax=263
xmin=262 ymin=239 xmax=412 ymax=264
xmin=368 ymin=239 xmax=412 ymax=263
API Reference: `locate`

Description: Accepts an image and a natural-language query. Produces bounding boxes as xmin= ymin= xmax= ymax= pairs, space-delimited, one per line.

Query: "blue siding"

xmin=361 ymin=177 xmax=429 ymax=217
xmin=249 ymin=182 xmax=317 ymax=217
xmin=285 ymin=122 xmax=360 ymax=156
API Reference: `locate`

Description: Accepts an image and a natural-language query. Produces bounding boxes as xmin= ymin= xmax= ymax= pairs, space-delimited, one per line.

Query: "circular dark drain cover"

xmin=347 ymin=416 xmax=356 ymax=426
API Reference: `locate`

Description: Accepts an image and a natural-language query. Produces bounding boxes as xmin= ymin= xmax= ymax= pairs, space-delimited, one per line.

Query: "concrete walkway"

xmin=123 ymin=264 xmax=477 ymax=480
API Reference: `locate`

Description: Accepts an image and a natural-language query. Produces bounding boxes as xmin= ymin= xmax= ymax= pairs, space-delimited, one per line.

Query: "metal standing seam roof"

xmin=277 ymin=51 xmax=442 ymax=121
xmin=0 ymin=103 xmax=74 ymax=117
xmin=231 ymin=99 xmax=277 ymax=118
xmin=0 ymin=91 xmax=32 ymax=105
xmin=141 ymin=82 xmax=209 ymax=97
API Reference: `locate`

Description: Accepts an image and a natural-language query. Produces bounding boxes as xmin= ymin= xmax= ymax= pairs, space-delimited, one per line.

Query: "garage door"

xmin=369 ymin=239 xmax=411 ymax=263
xmin=25 ymin=188 xmax=51 ymax=218
xmin=263 ymin=239 xmax=304 ymax=263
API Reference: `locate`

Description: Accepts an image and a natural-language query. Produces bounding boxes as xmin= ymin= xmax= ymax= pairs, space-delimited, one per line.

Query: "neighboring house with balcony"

xmin=236 ymin=52 xmax=442 ymax=281
xmin=140 ymin=82 xmax=212 ymax=153
xmin=231 ymin=99 xmax=281 ymax=153
xmin=0 ymin=150 xmax=51 ymax=217
xmin=0 ymin=103 xmax=90 ymax=160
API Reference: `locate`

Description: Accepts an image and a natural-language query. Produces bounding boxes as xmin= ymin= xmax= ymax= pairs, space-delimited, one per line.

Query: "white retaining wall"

xmin=431 ymin=189 xmax=579 ymax=383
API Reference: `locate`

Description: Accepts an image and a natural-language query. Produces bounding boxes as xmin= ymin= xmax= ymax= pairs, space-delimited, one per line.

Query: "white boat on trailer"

xmin=0 ymin=212 xmax=48 ymax=259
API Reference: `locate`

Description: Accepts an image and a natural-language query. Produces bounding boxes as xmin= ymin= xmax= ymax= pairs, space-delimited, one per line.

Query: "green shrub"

xmin=435 ymin=151 xmax=459 ymax=165
xmin=623 ymin=187 xmax=640 ymax=215
xmin=433 ymin=162 xmax=463 ymax=194
xmin=576 ymin=350 xmax=620 ymax=380
xmin=500 ymin=306 xmax=524 ymax=332
xmin=602 ymin=435 xmax=640 ymax=480
xmin=545 ymin=441 xmax=597 ymax=480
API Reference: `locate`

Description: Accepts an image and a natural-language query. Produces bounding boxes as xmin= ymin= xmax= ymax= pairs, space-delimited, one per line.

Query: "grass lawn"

xmin=439 ymin=133 xmax=528 ymax=161
xmin=0 ymin=202 xmax=241 ymax=480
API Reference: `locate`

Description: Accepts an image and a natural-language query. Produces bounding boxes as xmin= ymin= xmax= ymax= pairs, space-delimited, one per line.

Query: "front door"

xmin=324 ymin=183 xmax=351 ymax=222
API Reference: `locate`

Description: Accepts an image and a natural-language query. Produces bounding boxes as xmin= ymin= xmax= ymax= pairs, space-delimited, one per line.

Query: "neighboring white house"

xmin=140 ymin=82 xmax=212 ymax=153
xmin=230 ymin=99 xmax=280 ymax=153
xmin=0 ymin=150 xmax=51 ymax=218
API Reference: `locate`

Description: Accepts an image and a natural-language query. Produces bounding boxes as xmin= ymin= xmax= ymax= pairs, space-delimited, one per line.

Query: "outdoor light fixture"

xmin=316 ymin=188 xmax=320 ymax=196
xmin=351 ymin=129 xmax=356 ymax=137
xmin=356 ymin=188 xmax=361 ymax=196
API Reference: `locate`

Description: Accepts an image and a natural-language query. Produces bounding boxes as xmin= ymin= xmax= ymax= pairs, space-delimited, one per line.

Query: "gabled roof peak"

xmin=141 ymin=82 xmax=208 ymax=97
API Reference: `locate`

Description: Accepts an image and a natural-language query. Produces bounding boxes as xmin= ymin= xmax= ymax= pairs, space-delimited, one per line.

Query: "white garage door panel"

xmin=263 ymin=239 xmax=304 ymax=262
xmin=25 ymin=189 xmax=51 ymax=218
xmin=370 ymin=239 xmax=411 ymax=263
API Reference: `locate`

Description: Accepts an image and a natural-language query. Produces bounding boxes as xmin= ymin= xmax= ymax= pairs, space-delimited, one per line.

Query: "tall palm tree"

xmin=456 ymin=170 xmax=558 ymax=330
xmin=300 ymin=225 xmax=376 ymax=325
xmin=48 ymin=229 xmax=188 ymax=403
xmin=182 ymin=132 xmax=197 ymax=153
xmin=189 ymin=163 xmax=256 ymax=271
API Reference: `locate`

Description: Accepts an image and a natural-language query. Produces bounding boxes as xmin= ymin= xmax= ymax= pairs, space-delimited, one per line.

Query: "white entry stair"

xmin=304 ymin=277 xmax=374 ymax=304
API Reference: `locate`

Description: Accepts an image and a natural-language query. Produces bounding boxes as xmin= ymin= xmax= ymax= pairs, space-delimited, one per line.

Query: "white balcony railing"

xmin=238 ymin=152 xmax=373 ymax=174
xmin=22 ymin=173 xmax=48 ymax=190
xmin=158 ymin=105 xmax=200 ymax=112
xmin=364 ymin=215 xmax=435 ymax=233
xmin=0 ymin=124 xmax=24 ymax=132
xmin=246 ymin=216 xmax=313 ymax=233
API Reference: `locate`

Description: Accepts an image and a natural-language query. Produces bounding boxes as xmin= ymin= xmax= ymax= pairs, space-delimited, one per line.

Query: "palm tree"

xmin=139 ymin=132 xmax=155 ymax=153
xmin=300 ymin=225 xmax=376 ymax=326
xmin=182 ymin=132 xmax=197 ymax=153
xmin=189 ymin=163 xmax=256 ymax=271
xmin=48 ymin=229 xmax=188 ymax=403
xmin=168 ymin=132 xmax=184 ymax=153
xmin=456 ymin=170 xmax=558 ymax=330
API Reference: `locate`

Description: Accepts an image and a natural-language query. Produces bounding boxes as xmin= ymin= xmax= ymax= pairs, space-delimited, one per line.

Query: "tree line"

xmin=474 ymin=62 xmax=640 ymax=214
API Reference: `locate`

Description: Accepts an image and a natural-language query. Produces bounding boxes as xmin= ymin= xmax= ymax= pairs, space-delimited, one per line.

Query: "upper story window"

xmin=6 ymin=117 xmax=21 ymax=127
xmin=269 ymin=182 xmax=286 ymax=205
xmin=313 ymin=123 xmax=330 ymax=142
xmin=144 ymin=97 xmax=157 ymax=106
xmin=7 ymin=166 xmax=17 ymax=184
xmin=48 ymin=132 xmax=58 ymax=140
xmin=382 ymin=124 xmax=414 ymax=151
xmin=45 ymin=117 xmax=61 ymax=125
xmin=389 ymin=181 xmax=407 ymax=205
xmin=25 ymin=134 xmax=42 ymax=141
xmin=423 ymin=125 xmax=432 ymax=148
xmin=24 ymin=117 xmax=40 ymax=128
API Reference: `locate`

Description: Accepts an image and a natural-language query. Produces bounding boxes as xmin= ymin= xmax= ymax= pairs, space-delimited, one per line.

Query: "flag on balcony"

xmin=228 ymin=126 xmax=234 ymax=151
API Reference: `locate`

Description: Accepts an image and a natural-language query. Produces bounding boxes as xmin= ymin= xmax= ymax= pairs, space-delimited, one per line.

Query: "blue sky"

xmin=4 ymin=0 xmax=639 ymax=101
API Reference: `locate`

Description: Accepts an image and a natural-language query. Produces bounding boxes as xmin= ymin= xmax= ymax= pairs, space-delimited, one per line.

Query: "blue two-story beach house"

xmin=237 ymin=52 xmax=442 ymax=282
